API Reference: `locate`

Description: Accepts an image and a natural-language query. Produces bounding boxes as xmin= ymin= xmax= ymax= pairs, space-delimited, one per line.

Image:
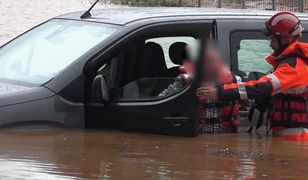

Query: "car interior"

xmin=163 ymin=41 xmax=189 ymax=77
xmin=94 ymin=36 xmax=196 ymax=101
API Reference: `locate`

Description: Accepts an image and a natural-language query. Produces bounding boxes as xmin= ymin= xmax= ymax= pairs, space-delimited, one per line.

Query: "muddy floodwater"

xmin=0 ymin=128 xmax=306 ymax=179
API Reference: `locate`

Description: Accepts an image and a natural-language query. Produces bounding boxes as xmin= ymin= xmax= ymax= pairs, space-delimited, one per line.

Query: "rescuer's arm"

xmin=217 ymin=76 xmax=273 ymax=102
xmin=217 ymin=62 xmax=300 ymax=102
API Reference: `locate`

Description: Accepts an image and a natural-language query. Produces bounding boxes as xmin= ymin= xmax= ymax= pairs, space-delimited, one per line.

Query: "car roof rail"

xmin=80 ymin=0 xmax=100 ymax=19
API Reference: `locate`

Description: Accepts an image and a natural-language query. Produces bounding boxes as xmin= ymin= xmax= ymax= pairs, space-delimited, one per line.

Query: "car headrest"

xmin=169 ymin=42 xmax=188 ymax=65
xmin=142 ymin=42 xmax=166 ymax=77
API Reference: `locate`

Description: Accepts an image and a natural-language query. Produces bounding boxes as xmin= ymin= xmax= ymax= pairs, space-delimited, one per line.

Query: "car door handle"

xmin=163 ymin=116 xmax=190 ymax=127
xmin=163 ymin=117 xmax=190 ymax=120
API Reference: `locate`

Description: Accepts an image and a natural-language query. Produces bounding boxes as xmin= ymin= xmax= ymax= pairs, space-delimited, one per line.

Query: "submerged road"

xmin=0 ymin=128 xmax=307 ymax=179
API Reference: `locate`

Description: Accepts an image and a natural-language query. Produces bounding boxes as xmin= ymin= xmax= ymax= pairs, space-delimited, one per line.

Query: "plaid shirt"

xmin=199 ymin=68 xmax=240 ymax=134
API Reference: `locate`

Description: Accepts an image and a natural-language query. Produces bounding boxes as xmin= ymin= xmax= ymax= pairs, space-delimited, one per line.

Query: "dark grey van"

xmin=1 ymin=7 xmax=308 ymax=136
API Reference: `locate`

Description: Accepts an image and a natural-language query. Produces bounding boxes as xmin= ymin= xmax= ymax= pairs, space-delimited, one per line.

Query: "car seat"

xmin=140 ymin=42 xmax=167 ymax=78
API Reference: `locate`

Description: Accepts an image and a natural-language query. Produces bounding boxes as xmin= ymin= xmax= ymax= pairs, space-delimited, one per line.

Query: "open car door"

xmin=85 ymin=21 xmax=213 ymax=136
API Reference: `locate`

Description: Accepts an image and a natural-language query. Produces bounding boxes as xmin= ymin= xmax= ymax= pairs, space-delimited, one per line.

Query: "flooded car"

xmin=1 ymin=7 xmax=308 ymax=136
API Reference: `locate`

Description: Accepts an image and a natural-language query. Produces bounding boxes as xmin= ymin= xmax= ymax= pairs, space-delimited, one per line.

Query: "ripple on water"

xmin=211 ymin=148 xmax=269 ymax=160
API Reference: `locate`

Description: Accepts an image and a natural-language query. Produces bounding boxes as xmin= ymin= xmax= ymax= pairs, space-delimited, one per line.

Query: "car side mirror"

xmin=91 ymin=75 xmax=109 ymax=103
xmin=248 ymin=71 xmax=267 ymax=81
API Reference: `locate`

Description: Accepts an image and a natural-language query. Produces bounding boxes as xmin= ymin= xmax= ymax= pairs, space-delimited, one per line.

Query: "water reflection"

xmin=0 ymin=128 xmax=307 ymax=179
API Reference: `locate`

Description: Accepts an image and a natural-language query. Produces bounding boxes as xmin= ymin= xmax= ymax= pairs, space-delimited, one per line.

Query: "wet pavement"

xmin=0 ymin=0 xmax=114 ymax=46
xmin=0 ymin=128 xmax=307 ymax=179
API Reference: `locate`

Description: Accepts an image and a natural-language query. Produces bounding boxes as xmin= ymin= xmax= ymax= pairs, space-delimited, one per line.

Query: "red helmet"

xmin=264 ymin=12 xmax=304 ymax=40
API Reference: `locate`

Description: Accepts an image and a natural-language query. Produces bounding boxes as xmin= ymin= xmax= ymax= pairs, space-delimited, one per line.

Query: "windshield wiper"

xmin=80 ymin=0 xmax=100 ymax=19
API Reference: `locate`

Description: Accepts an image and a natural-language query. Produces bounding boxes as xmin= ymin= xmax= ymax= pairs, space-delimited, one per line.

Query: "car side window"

xmin=96 ymin=36 xmax=198 ymax=101
xmin=238 ymin=39 xmax=272 ymax=75
xmin=299 ymin=32 xmax=308 ymax=42
xmin=230 ymin=31 xmax=273 ymax=78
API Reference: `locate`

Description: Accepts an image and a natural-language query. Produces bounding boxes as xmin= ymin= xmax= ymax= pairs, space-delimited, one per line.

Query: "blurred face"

xmin=203 ymin=48 xmax=224 ymax=79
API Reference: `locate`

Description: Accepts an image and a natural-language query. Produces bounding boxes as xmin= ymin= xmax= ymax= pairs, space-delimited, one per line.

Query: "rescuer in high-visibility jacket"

xmin=197 ymin=12 xmax=308 ymax=139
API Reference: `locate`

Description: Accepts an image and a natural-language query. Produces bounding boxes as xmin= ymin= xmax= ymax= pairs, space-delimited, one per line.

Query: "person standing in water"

xmin=197 ymin=43 xmax=241 ymax=134
xmin=197 ymin=12 xmax=308 ymax=140
xmin=159 ymin=42 xmax=241 ymax=134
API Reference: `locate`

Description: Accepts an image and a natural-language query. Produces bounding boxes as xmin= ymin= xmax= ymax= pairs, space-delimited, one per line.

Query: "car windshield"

xmin=0 ymin=19 xmax=119 ymax=85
